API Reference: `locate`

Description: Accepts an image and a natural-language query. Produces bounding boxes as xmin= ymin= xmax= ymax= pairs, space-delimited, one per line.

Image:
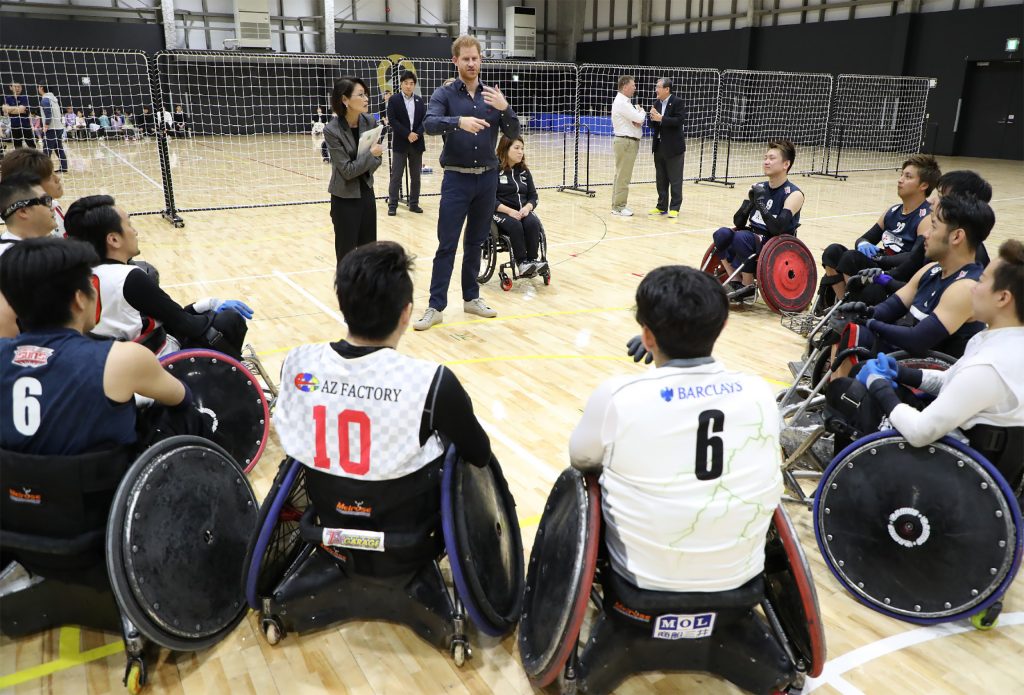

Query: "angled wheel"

xmin=501 ymin=274 xmax=513 ymax=292
xmin=700 ymin=242 xmax=728 ymax=285
xmin=757 ymin=235 xmax=817 ymax=314
xmin=478 ymin=225 xmax=499 ymax=284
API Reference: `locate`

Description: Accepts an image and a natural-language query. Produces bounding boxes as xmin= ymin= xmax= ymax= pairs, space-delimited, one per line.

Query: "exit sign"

xmin=1008 ymin=38 xmax=1021 ymax=52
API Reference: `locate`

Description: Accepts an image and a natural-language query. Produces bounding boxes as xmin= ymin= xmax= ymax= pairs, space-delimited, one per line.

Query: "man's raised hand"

xmin=481 ymin=84 xmax=508 ymax=112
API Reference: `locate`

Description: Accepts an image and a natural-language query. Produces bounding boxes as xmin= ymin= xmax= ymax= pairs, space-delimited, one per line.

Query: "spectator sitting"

xmin=97 ymin=108 xmax=112 ymax=138
xmin=173 ymin=105 xmax=191 ymax=137
xmin=62 ymin=106 xmax=76 ymax=139
xmin=120 ymin=110 xmax=137 ymax=140
xmin=73 ymin=110 xmax=87 ymax=139
xmin=86 ymin=109 xmax=101 ymax=138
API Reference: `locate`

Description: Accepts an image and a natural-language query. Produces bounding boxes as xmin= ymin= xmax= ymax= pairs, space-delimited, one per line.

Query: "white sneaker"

xmin=413 ymin=307 xmax=442 ymax=331
xmin=464 ymin=297 xmax=497 ymax=318
xmin=517 ymin=261 xmax=537 ymax=277
xmin=613 ymin=207 xmax=634 ymax=217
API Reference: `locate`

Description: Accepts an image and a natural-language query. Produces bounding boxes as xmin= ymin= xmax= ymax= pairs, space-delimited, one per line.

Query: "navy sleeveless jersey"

xmin=748 ymin=179 xmax=801 ymax=235
xmin=910 ymin=262 xmax=985 ymax=356
xmin=880 ymin=200 xmax=931 ymax=255
xmin=0 ymin=329 xmax=137 ymax=455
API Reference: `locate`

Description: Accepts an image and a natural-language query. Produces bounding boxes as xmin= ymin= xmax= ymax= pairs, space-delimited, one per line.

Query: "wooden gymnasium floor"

xmin=1 ymin=154 xmax=1022 ymax=695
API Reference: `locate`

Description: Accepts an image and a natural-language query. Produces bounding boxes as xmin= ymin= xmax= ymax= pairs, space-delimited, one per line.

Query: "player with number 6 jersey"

xmin=571 ymin=266 xmax=782 ymax=593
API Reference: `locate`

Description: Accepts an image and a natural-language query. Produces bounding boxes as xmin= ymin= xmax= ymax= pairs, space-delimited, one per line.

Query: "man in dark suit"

xmin=648 ymin=78 xmax=686 ymax=219
xmin=386 ymin=71 xmax=426 ymax=216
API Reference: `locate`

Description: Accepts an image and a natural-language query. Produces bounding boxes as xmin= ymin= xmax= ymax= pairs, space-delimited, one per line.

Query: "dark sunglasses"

xmin=1 ymin=195 xmax=53 ymax=221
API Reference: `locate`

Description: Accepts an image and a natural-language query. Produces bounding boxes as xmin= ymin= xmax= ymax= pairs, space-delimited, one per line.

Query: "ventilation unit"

xmin=505 ymin=6 xmax=536 ymax=59
xmin=234 ymin=0 xmax=272 ymax=49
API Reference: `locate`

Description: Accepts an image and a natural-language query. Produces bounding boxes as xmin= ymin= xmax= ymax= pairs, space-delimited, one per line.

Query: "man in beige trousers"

xmin=610 ymin=75 xmax=645 ymax=217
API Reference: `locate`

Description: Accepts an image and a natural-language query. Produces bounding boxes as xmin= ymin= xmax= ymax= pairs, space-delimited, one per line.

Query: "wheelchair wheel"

xmin=700 ymin=242 xmax=728 ymax=284
xmin=478 ymin=228 xmax=499 ymax=284
xmin=243 ymin=458 xmax=311 ymax=610
xmin=757 ymin=236 xmax=817 ymax=314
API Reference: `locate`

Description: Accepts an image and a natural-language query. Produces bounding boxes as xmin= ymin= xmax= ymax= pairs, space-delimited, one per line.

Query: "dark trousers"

xmin=654 ymin=150 xmax=684 ymax=212
xmin=428 ymin=169 xmax=498 ymax=311
xmin=388 ymin=149 xmax=422 ymax=208
xmin=10 ymin=125 xmax=36 ymax=148
xmin=43 ymin=129 xmax=67 ymax=171
xmin=493 ymin=211 xmax=542 ymax=261
xmin=712 ymin=226 xmax=762 ymax=273
xmin=330 ymin=183 xmax=377 ymax=267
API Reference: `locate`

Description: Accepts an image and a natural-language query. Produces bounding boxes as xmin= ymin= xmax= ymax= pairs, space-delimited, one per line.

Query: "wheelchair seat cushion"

xmin=603 ymin=567 xmax=764 ymax=619
xmin=1 ymin=446 xmax=132 ymax=540
xmin=305 ymin=460 xmax=446 ymax=577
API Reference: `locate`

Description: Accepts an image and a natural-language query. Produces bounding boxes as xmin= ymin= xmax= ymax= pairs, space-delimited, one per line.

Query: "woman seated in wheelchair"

xmin=571 ymin=266 xmax=782 ymax=592
xmin=829 ymin=239 xmax=1024 ymax=486
xmin=0 ymin=237 xmax=199 ymax=457
xmin=493 ymin=135 xmax=546 ymax=278
xmin=273 ymin=241 xmax=492 ymax=577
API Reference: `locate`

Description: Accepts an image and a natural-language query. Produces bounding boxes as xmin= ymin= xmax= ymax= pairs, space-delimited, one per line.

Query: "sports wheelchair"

xmin=159 ymin=348 xmax=271 ymax=473
xmin=0 ymin=436 xmax=258 ymax=693
xmin=518 ymin=468 xmax=825 ymax=694
xmin=776 ymin=301 xmax=957 ymax=507
xmin=701 ymin=235 xmax=817 ymax=313
xmin=815 ymin=428 xmax=1023 ymax=628
xmin=244 ymin=447 xmax=524 ymax=666
xmin=478 ymin=219 xmax=552 ymax=291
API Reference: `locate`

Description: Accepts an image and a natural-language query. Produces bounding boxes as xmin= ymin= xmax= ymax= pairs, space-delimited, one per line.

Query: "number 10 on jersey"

xmin=312 ymin=405 xmax=371 ymax=475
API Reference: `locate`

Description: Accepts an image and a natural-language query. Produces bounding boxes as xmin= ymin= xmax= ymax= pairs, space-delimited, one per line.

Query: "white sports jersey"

xmin=90 ymin=263 xmax=176 ymax=355
xmin=92 ymin=263 xmax=146 ymax=341
xmin=952 ymin=327 xmax=1024 ymax=430
xmin=570 ymin=359 xmax=783 ymax=592
xmin=275 ymin=344 xmax=445 ymax=481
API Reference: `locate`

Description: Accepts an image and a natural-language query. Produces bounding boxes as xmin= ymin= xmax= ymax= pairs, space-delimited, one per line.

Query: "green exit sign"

xmin=1008 ymin=37 xmax=1021 ymax=52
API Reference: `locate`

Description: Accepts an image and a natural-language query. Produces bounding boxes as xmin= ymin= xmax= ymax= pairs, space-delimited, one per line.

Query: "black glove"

xmin=626 ymin=335 xmax=653 ymax=364
xmin=748 ymin=182 xmax=768 ymax=203
xmin=856 ymin=267 xmax=885 ymax=284
xmin=838 ymin=301 xmax=874 ymax=318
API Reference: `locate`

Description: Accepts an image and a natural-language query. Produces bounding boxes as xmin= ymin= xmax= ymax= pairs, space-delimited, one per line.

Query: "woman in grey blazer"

xmin=324 ymin=76 xmax=383 ymax=266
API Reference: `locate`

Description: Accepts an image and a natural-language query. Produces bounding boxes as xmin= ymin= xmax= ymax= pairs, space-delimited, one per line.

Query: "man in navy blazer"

xmin=387 ymin=71 xmax=427 ymax=216
xmin=648 ymin=78 xmax=687 ymax=218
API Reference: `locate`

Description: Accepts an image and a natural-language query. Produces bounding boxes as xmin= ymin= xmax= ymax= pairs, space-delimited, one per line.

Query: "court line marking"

xmin=272 ymin=270 xmax=346 ymax=326
xmin=805 ymin=611 xmax=1024 ymax=693
xmin=98 ymin=143 xmax=163 ymax=192
xmin=156 ymin=194 xmax=1024 ymax=289
xmin=0 ymin=626 xmax=124 ymax=689
xmin=479 ymin=416 xmax=559 ymax=484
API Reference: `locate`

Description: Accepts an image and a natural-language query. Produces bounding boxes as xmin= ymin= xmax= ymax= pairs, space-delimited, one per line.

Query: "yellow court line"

xmin=0 ymin=627 xmax=124 ymax=689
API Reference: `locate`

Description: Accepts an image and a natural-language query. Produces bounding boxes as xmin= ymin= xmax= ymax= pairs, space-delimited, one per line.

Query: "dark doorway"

xmin=955 ymin=59 xmax=1023 ymax=160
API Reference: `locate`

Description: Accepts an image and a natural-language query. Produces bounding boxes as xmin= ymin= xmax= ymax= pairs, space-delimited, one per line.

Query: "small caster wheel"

xmin=501 ymin=276 xmax=513 ymax=292
xmin=124 ymin=658 xmax=146 ymax=694
xmin=452 ymin=641 xmax=466 ymax=667
xmin=262 ymin=617 xmax=283 ymax=645
xmin=542 ymin=269 xmax=551 ymax=286
xmin=970 ymin=602 xmax=1002 ymax=630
